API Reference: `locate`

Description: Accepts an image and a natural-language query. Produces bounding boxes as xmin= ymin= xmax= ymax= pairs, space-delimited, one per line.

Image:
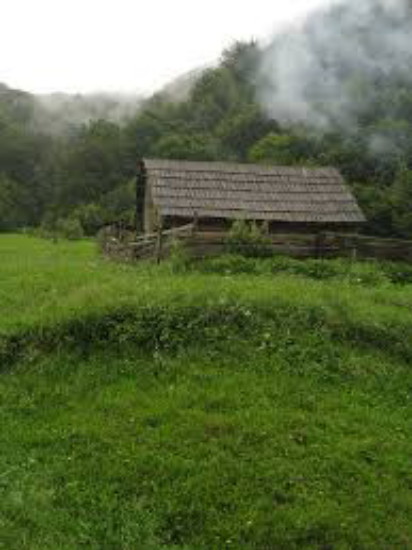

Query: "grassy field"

xmin=1 ymin=234 xmax=412 ymax=549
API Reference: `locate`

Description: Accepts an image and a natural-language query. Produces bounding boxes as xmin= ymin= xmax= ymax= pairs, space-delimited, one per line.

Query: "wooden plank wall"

xmin=100 ymin=226 xmax=412 ymax=264
xmin=187 ymin=232 xmax=322 ymax=259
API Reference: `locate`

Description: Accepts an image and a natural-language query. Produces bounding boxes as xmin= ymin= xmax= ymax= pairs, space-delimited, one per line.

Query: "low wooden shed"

xmin=137 ymin=159 xmax=365 ymax=234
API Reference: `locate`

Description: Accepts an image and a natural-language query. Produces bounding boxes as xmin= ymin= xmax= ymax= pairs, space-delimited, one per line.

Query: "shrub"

xmin=345 ymin=261 xmax=390 ymax=286
xmin=226 ymin=220 xmax=272 ymax=257
xmin=56 ymin=217 xmax=84 ymax=240
xmin=169 ymin=238 xmax=191 ymax=273
xmin=73 ymin=203 xmax=107 ymax=236
xmin=193 ymin=254 xmax=404 ymax=288
xmin=380 ymin=261 xmax=412 ymax=285
xmin=297 ymin=259 xmax=341 ymax=280
xmin=263 ymin=257 xmax=339 ymax=280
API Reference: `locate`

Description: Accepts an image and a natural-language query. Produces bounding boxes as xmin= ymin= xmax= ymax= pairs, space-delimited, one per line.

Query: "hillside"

xmin=1 ymin=234 xmax=412 ymax=548
xmin=0 ymin=82 xmax=143 ymax=133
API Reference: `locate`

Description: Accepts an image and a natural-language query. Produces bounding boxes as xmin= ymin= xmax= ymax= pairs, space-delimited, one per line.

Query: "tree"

xmin=391 ymin=168 xmax=412 ymax=238
xmin=0 ymin=173 xmax=26 ymax=231
xmin=216 ymin=105 xmax=279 ymax=160
xmin=248 ymin=133 xmax=302 ymax=165
xmin=152 ymin=133 xmax=219 ymax=161
xmin=189 ymin=68 xmax=242 ymax=132
xmin=56 ymin=119 xmax=127 ymax=209
xmin=72 ymin=203 xmax=107 ymax=236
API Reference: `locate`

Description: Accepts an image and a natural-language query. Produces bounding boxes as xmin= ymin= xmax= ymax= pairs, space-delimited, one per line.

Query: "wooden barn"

xmin=137 ymin=159 xmax=365 ymax=234
xmin=100 ymin=160 xmax=412 ymax=263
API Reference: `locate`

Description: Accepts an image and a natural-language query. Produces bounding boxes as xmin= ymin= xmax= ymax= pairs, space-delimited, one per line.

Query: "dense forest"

xmin=1 ymin=0 xmax=412 ymax=238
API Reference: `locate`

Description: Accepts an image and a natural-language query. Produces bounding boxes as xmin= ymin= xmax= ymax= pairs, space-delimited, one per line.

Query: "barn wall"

xmin=267 ymin=221 xmax=361 ymax=234
xmin=159 ymin=215 xmax=361 ymax=235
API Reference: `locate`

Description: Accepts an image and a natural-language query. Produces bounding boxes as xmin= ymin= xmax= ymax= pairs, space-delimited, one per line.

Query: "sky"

xmin=1 ymin=0 xmax=336 ymax=95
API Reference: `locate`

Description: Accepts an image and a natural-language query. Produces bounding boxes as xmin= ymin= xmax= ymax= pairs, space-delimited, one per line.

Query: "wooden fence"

xmin=99 ymin=225 xmax=412 ymax=264
xmin=320 ymin=232 xmax=412 ymax=262
xmin=99 ymin=223 xmax=196 ymax=262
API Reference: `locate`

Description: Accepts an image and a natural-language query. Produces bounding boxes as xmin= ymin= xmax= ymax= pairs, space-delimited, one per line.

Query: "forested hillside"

xmin=1 ymin=0 xmax=412 ymax=237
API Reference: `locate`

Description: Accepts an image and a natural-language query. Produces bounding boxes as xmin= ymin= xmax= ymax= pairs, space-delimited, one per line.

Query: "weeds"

xmin=193 ymin=253 xmax=411 ymax=286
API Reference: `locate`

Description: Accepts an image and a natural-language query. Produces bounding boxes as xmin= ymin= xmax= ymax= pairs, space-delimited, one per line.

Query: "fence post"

xmin=351 ymin=235 xmax=358 ymax=262
xmin=155 ymin=218 xmax=163 ymax=264
xmin=315 ymin=232 xmax=325 ymax=259
xmin=192 ymin=211 xmax=198 ymax=236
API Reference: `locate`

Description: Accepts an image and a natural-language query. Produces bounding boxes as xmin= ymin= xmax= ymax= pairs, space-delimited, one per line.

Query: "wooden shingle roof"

xmin=144 ymin=159 xmax=365 ymax=224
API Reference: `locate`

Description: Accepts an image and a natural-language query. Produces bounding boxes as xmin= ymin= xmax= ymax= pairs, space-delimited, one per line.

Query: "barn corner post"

xmin=192 ymin=210 xmax=199 ymax=236
xmin=314 ymin=228 xmax=326 ymax=259
xmin=155 ymin=214 xmax=164 ymax=264
xmin=135 ymin=159 xmax=146 ymax=236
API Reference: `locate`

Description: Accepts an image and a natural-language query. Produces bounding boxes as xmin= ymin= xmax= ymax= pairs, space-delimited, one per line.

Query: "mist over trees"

xmin=1 ymin=0 xmax=412 ymax=237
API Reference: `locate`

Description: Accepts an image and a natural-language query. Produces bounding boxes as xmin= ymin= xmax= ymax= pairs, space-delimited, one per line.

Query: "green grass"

xmin=1 ymin=234 xmax=412 ymax=549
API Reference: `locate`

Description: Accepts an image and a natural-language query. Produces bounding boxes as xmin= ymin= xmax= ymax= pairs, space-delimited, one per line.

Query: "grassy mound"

xmin=1 ymin=235 xmax=412 ymax=549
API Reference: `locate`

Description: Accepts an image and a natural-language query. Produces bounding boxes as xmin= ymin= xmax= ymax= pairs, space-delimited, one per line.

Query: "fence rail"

xmin=99 ymin=225 xmax=412 ymax=264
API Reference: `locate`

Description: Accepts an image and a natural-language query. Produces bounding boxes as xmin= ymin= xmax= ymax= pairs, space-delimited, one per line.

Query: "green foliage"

xmin=101 ymin=179 xmax=136 ymax=227
xmin=152 ymin=133 xmax=219 ymax=161
xmin=38 ymin=209 xmax=60 ymax=239
xmin=72 ymin=202 xmax=107 ymax=235
xmin=56 ymin=216 xmax=84 ymax=240
xmin=195 ymin=254 xmax=260 ymax=275
xmin=221 ymin=40 xmax=261 ymax=86
xmin=248 ymin=132 xmax=302 ymax=165
xmin=57 ymin=119 xmax=129 ymax=208
xmin=190 ymin=67 xmax=243 ymax=131
xmin=352 ymin=182 xmax=394 ymax=237
xmin=380 ymin=260 xmax=412 ymax=285
xmin=169 ymin=238 xmax=191 ymax=273
xmin=390 ymin=167 xmax=412 ymax=237
xmin=216 ymin=104 xmax=278 ymax=160
xmin=194 ymin=253 xmax=402 ymax=286
xmin=38 ymin=213 xmax=84 ymax=241
xmin=0 ymin=173 xmax=26 ymax=230
xmin=226 ymin=219 xmax=272 ymax=257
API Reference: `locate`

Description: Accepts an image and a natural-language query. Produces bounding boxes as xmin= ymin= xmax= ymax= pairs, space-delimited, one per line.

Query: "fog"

xmin=256 ymin=0 xmax=412 ymax=135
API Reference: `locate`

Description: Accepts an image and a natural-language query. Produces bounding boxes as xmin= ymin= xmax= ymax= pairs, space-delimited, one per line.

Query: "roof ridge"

xmin=143 ymin=158 xmax=339 ymax=174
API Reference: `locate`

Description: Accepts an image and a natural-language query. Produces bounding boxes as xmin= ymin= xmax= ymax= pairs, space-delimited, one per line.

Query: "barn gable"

xmin=143 ymin=158 xmax=365 ymax=230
